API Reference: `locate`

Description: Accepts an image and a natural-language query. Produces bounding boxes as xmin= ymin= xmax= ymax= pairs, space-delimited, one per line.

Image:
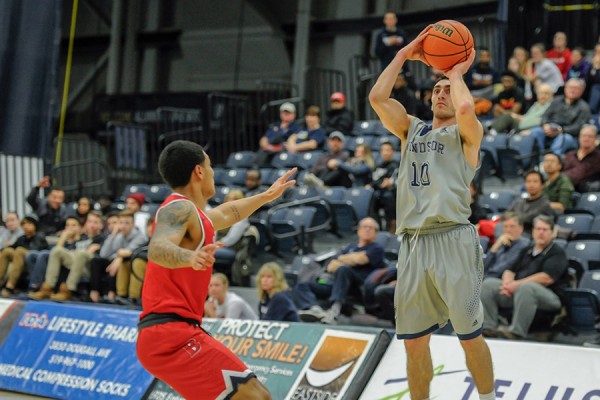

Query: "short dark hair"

xmin=534 ymin=214 xmax=555 ymax=230
xmin=158 ymin=140 xmax=207 ymax=188
xmin=502 ymin=211 xmax=522 ymax=225
xmin=65 ymin=215 xmax=82 ymax=225
xmin=380 ymin=141 xmax=395 ymax=150
xmin=543 ymin=151 xmax=563 ymax=165
xmin=525 ymin=170 xmax=544 ymax=184
xmin=119 ymin=210 xmax=135 ymax=219
xmin=501 ymin=70 xmax=518 ymax=81
xmin=246 ymin=169 xmax=261 ymax=180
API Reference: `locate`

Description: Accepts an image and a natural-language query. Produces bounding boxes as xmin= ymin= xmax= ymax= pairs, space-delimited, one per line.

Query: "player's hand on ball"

xmin=191 ymin=242 xmax=224 ymax=270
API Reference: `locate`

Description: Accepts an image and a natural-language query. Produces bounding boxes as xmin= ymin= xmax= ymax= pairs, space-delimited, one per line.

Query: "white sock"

xmin=479 ymin=391 xmax=495 ymax=400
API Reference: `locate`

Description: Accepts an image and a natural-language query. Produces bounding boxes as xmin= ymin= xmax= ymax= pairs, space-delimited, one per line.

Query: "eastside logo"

xmin=18 ymin=312 xmax=49 ymax=329
xmin=288 ymin=330 xmax=374 ymax=400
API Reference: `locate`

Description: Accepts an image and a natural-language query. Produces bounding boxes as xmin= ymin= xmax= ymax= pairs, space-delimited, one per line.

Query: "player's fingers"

xmin=278 ymin=167 xmax=298 ymax=183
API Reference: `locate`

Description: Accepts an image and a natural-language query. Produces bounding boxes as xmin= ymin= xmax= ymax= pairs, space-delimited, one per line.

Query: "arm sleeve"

xmin=541 ymin=246 xmax=568 ymax=282
xmin=26 ymin=186 xmax=41 ymax=211
xmin=125 ymin=231 xmax=148 ymax=252
xmin=219 ymin=219 xmax=250 ymax=247
xmin=562 ymin=104 xmax=591 ymax=135
xmin=227 ymin=298 xmax=258 ymax=320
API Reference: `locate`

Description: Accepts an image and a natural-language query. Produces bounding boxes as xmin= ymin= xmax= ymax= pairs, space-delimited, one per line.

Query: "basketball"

xmin=422 ymin=20 xmax=474 ymax=71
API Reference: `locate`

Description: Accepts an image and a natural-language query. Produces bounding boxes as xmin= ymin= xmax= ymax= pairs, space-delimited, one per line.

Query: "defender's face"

xmin=431 ymin=81 xmax=455 ymax=118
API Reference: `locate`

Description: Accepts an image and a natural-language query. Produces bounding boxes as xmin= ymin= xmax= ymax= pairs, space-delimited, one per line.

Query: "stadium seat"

xmin=480 ymin=190 xmax=516 ymax=213
xmin=220 ymin=168 xmax=247 ymax=187
xmin=296 ymin=151 xmax=323 ymax=170
xmin=557 ymin=213 xmax=594 ymax=234
xmin=576 ymin=192 xmax=600 ymax=216
xmin=262 ymin=168 xmax=298 ymax=186
xmin=352 ymin=120 xmax=387 ymax=136
xmin=213 ymin=167 xmax=226 ymax=186
xmin=326 ymin=187 xmax=374 ymax=234
xmin=563 ymin=270 xmax=600 ymax=332
xmin=384 ymin=234 xmax=401 ymax=261
xmin=565 ymin=240 xmax=600 ymax=271
xmin=209 ymin=185 xmax=243 ymax=207
xmin=268 ymin=206 xmax=317 ymax=253
xmin=226 ymin=151 xmax=256 ymax=168
xmin=345 ymin=136 xmax=376 ymax=153
xmin=497 ymin=134 xmax=539 ymax=179
xmin=271 ymin=152 xmax=299 ymax=169
xmin=147 ymin=184 xmax=172 ymax=203
xmin=120 ymin=183 xmax=151 ymax=202
xmin=480 ymin=236 xmax=490 ymax=253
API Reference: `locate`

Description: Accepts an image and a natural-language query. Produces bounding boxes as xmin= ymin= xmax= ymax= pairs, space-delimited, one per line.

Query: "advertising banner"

xmin=146 ymin=319 xmax=386 ymax=400
xmin=361 ymin=334 xmax=600 ymax=399
xmin=0 ymin=302 xmax=154 ymax=400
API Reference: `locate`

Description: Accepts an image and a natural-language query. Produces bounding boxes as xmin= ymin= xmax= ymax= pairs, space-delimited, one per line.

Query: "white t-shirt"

xmin=214 ymin=292 xmax=258 ymax=320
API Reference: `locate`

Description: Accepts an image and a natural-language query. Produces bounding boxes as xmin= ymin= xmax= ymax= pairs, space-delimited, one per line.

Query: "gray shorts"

xmin=394 ymin=224 xmax=484 ymax=340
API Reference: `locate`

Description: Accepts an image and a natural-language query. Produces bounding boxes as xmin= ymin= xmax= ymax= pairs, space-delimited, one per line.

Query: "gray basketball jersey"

xmin=396 ymin=118 xmax=475 ymax=232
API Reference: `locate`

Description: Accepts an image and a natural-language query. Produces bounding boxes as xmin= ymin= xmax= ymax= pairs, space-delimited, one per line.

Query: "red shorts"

xmin=137 ymin=321 xmax=254 ymax=399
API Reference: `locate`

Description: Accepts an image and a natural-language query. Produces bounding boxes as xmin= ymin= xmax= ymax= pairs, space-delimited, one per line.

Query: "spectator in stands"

xmin=256 ymin=262 xmax=300 ymax=322
xmin=115 ymin=216 xmax=153 ymax=306
xmin=364 ymin=266 xmax=397 ymax=322
xmin=525 ymin=43 xmax=564 ymax=95
xmin=491 ymin=71 xmax=525 ymax=122
xmin=0 ymin=215 xmax=48 ymax=297
xmin=26 ymin=216 xmax=82 ymax=293
xmin=506 ymin=171 xmax=554 ymax=233
xmin=465 ymin=47 xmax=499 ymax=100
xmin=371 ymin=141 xmax=398 ymax=232
xmin=566 ymin=47 xmax=591 ymax=82
xmin=70 ymin=196 xmax=91 ymax=225
xmin=416 ymin=85 xmax=434 ymax=121
xmin=305 ymin=143 xmax=375 ymax=188
xmin=546 ymin=31 xmax=572 ymax=81
xmin=295 ymin=217 xmax=385 ymax=324
xmin=528 ymin=78 xmax=591 ymax=155
xmin=284 ymin=105 xmax=325 ymax=153
xmin=324 ymin=92 xmax=354 ymax=136
xmin=104 ymin=211 xmax=119 ymax=235
xmin=28 ymin=211 xmax=105 ymax=301
xmin=506 ymin=57 xmax=526 ymax=91
xmin=512 ymin=46 xmax=530 ymax=78
xmin=563 ymin=124 xmax=600 ymax=192
xmin=89 ymin=210 xmax=145 ymax=303
xmin=214 ymin=190 xmax=258 ymax=286
xmin=585 ymin=50 xmax=600 ymax=113
xmin=542 ymin=152 xmax=574 ymax=213
xmin=491 ymin=83 xmax=554 ymax=135
xmin=0 ymin=212 xmax=23 ymax=250
xmin=204 ymin=273 xmax=258 ymax=320
xmin=390 ymin=70 xmax=419 ymax=115
xmin=243 ymin=169 xmax=262 ymax=198
xmin=374 ymin=11 xmax=407 ymax=70
xmin=27 ymin=176 xmax=66 ymax=236
xmin=469 ymin=182 xmax=487 ymax=227
xmin=481 ymin=215 xmax=568 ymax=339
xmin=97 ymin=195 xmax=114 ymax=215
xmin=255 ymin=102 xmax=300 ymax=166
xmin=125 ymin=193 xmax=149 ymax=239
xmin=303 ymin=131 xmax=349 ymax=186
xmin=484 ymin=212 xmax=529 ymax=279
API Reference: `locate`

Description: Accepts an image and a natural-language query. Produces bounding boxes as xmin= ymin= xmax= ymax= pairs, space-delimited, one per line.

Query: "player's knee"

xmin=404 ymin=334 xmax=431 ymax=354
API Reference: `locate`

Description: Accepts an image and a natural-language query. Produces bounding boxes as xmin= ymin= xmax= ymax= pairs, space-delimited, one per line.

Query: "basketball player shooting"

xmin=369 ymin=26 xmax=496 ymax=400
xmin=136 ymin=140 xmax=295 ymax=399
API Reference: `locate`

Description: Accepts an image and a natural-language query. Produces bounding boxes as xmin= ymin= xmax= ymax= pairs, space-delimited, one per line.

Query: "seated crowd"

xmin=1 ymin=36 xmax=600 ymax=348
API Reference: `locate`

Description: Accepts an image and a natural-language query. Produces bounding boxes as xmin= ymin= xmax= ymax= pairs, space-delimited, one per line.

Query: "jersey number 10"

xmin=411 ymin=161 xmax=431 ymax=187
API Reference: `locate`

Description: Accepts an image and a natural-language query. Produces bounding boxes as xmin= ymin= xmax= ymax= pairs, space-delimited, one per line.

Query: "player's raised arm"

xmin=446 ymin=50 xmax=483 ymax=167
xmin=369 ymin=26 xmax=431 ymax=139
xmin=206 ymin=168 xmax=296 ymax=231
xmin=147 ymin=200 xmax=197 ymax=268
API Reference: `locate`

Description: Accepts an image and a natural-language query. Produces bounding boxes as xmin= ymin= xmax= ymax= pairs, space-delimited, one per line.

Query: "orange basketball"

xmin=422 ymin=20 xmax=474 ymax=71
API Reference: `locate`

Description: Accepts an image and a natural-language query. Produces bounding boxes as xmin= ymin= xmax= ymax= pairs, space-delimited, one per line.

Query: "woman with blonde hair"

xmin=256 ymin=262 xmax=300 ymax=322
xmin=205 ymin=273 xmax=258 ymax=320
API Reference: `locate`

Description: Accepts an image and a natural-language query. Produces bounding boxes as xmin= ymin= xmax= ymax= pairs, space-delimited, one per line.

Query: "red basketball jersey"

xmin=140 ymin=193 xmax=215 ymax=322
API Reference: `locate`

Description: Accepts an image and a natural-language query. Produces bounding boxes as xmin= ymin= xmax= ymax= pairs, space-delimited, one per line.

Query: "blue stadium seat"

xmin=480 ymin=236 xmax=490 ymax=253
xmin=120 ymin=183 xmax=151 ymax=202
xmin=480 ymin=190 xmax=516 ymax=213
xmin=577 ymin=192 xmax=600 ymax=216
xmin=296 ymin=151 xmax=323 ymax=170
xmin=226 ymin=151 xmax=256 ymax=168
xmin=213 ymin=167 xmax=226 ymax=186
xmin=352 ymin=120 xmax=387 ymax=136
xmin=147 ymin=184 xmax=172 ymax=203
xmin=557 ymin=213 xmax=594 ymax=234
xmin=327 ymin=187 xmax=374 ymax=234
xmin=345 ymin=136 xmax=377 ymax=153
xmin=209 ymin=186 xmax=243 ymax=207
xmin=565 ymin=240 xmax=600 ymax=271
xmin=271 ymin=152 xmax=299 ymax=169
xmin=220 ymin=168 xmax=247 ymax=187
xmin=384 ymin=234 xmax=401 ymax=261
xmin=563 ymin=270 xmax=600 ymax=332
xmin=262 ymin=168 xmax=298 ymax=186
xmin=497 ymin=134 xmax=539 ymax=179
xmin=268 ymin=206 xmax=317 ymax=253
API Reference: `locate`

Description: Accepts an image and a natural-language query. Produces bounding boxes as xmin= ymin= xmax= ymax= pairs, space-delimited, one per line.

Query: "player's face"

xmin=431 ymin=81 xmax=455 ymax=118
xmin=260 ymin=272 xmax=274 ymax=293
xmin=532 ymin=220 xmax=553 ymax=247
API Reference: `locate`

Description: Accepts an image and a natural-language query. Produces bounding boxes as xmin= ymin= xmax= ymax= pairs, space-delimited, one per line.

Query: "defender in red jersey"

xmin=136 ymin=140 xmax=295 ymax=399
